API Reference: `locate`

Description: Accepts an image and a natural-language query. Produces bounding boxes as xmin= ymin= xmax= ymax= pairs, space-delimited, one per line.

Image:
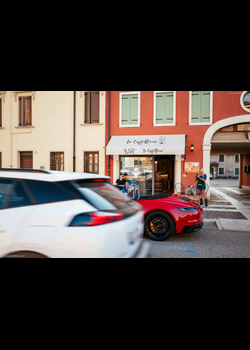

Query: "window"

xmin=76 ymin=181 xmax=134 ymax=211
xmin=0 ymin=180 xmax=13 ymax=209
xmin=85 ymin=91 xmax=99 ymax=124
xmin=84 ymin=152 xmax=99 ymax=174
xmin=0 ymin=98 xmax=2 ymax=127
xmin=8 ymin=182 xmax=31 ymax=208
xmin=120 ymin=156 xmax=153 ymax=197
xmin=240 ymin=91 xmax=250 ymax=113
xmin=25 ymin=180 xmax=76 ymax=204
xmin=50 ymin=152 xmax=64 ymax=171
xmin=219 ymin=155 xmax=224 ymax=162
xmin=235 ymin=154 xmax=240 ymax=163
xmin=218 ymin=167 xmax=225 ymax=175
xmin=20 ymin=152 xmax=33 ymax=169
xmin=154 ymin=91 xmax=176 ymax=126
xmin=190 ymin=91 xmax=213 ymax=125
xmin=119 ymin=92 xmax=140 ymax=127
xmin=234 ymin=167 xmax=239 ymax=176
xmin=19 ymin=96 xmax=32 ymax=126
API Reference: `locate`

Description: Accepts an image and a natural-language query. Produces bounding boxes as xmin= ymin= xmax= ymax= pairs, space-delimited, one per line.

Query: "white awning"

xmin=106 ymin=135 xmax=186 ymax=156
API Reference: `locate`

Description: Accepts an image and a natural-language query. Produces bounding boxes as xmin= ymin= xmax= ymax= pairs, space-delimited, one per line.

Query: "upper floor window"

xmin=119 ymin=92 xmax=140 ymax=127
xmin=219 ymin=154 xmax=224 ymax=162
xmin=154 ymin=91 xmax=176 ymax=126
xmin=84 ymin=91 xmax=99 ymax=124
xmin=189 ymin=91 xmax=213 ymax=125
xmin=19 ymin=96 xmax=32 ymax=126
xmin=240 ymin=91 xmax=250 ymax=113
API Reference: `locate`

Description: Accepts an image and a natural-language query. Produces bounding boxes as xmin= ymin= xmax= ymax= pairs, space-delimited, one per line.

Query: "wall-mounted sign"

xmin=185 ymin=162 xmax=200 ymax=173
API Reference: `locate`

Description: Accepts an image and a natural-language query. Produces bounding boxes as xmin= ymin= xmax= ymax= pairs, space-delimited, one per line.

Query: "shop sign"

xmin=185 ymin=162 xmax=200 ymax=173
xmin=124 ymin=147 xmax=166 ymax=155
xmin=106 ymin=135 xmax=186 ymax=156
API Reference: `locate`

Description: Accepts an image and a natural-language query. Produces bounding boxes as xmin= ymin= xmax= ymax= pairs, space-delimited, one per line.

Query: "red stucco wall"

xmin=106 ymin=91 xmax=250 ymax=188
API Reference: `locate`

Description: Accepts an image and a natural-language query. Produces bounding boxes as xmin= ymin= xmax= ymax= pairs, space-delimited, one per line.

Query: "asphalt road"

xmin=146 ymin=222 xmax=250 ymax=258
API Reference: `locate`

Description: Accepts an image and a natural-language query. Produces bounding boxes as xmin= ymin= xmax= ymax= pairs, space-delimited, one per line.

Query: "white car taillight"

xmin=69 ymin=211 xmax=124 ymax=227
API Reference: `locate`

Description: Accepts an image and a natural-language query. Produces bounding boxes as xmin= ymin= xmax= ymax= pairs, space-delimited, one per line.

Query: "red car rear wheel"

xmin=144 ymin=211 xmax=175 ymax=241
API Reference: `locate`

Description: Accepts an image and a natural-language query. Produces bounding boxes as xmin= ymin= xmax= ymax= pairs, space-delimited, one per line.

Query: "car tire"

xmin=3 ymin=251 xmax=48 ymax=258
xmin=144 ymin=211 xmax=175 ymax=241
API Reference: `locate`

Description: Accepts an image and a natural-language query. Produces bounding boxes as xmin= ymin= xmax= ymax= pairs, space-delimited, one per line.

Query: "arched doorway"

xmin=203 ymin=115 xmax=250 ymax=200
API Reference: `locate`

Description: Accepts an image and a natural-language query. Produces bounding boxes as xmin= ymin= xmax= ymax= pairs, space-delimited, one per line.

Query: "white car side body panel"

xmin=0 ymin=200 xmax=144 ymax=258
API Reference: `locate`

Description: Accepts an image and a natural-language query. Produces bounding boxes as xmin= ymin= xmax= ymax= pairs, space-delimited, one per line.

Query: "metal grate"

xmin=50 ymin=152 xmax=64 ymax=171
xmin=84 ymin=152 xmax=99 ymax=174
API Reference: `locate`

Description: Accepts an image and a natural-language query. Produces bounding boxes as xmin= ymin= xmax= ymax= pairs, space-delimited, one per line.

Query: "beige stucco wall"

xmin=0 ymin=91 xmax=106 ymax=175
xmin=210 ymin=153 xmax=240 ymax=177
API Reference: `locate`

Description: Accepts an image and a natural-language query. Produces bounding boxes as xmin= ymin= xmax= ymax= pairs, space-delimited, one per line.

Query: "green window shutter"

xmin=156 ymin=92 xmax=173 ymax=124
xmin=121 ymin=94 xmax=138 ymax=125
xmin=192 ymin=91 xmax=201 ymax=123
xmin=130 ymin=94 xmax=138 ymax=125
xmin=122 ymin=96 xmax=130 ymax=125
xmin=164 ymin=92 xmax=173 ymax=124
xmin=200 ymin=91 xmax=210 ymax=123
xmin=156 ymin=93 xmax=164 ymax=124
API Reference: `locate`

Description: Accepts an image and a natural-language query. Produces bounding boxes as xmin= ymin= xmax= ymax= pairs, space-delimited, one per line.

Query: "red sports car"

xmin=136 ymin=193 xmax=203 ymax=241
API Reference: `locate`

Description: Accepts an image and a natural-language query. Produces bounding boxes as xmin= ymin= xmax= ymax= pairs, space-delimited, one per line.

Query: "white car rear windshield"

xmin=75 ymin=181 xmax=140 ymax=212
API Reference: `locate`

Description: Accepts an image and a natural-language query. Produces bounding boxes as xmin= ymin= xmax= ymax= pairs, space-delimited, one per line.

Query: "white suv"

xmin=0 ymin=169 xmax=151 ymax=258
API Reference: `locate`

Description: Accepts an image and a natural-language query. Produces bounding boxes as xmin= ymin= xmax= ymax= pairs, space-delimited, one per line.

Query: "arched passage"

xmin=203 ymin=115 xmax=250 ymax=200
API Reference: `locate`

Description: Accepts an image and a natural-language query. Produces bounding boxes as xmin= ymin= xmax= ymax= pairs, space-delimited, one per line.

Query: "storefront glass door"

xmin=120 ymin=156 xmax=153 ymax=197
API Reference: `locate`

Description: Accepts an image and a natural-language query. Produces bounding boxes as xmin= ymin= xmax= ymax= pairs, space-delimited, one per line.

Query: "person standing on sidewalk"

xmin=195 ymin=168 xmax=208 ymax=206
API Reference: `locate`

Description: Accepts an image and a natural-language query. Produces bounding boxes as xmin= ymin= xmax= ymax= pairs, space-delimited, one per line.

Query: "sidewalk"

xmin=203 ymin=179 xmax=250 ymax=232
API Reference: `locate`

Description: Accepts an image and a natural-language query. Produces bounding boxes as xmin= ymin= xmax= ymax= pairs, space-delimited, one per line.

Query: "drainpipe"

xmin=73 ymin=91 xmax=76 ymax=172
xmin=239 ymin=154 xmax=243 ymax=188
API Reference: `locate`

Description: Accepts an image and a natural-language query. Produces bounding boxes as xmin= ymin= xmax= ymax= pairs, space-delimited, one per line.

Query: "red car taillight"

xmin=69 ymin=211 xmax=124 ymax=227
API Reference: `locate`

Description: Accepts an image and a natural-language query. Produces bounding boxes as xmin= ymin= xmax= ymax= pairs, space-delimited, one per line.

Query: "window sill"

xmin=80 ymin=123 xmax=103 ymax=126
xmin=153 ymin=124 xmax=175 ymax=127
xmin=119 ymin=125 xmax=140 ymax=128
xmin=15 ymin=126 xmax=35 ymax=129
xmin=189 ymin=123 xmax=212 ymax=126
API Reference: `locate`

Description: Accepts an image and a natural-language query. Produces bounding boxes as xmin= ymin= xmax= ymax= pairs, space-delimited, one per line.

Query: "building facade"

xmin=210 ymin=153 xmax=240 ymax=179
xmin=105 ymin=91 xmax=250 ymax=198
xmin=0 ymin=91 xmax=106 ymax=174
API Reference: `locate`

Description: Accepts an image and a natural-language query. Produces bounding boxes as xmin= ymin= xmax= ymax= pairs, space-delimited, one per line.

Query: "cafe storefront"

xmin=106 ymin=135 xmax=186 ymax=197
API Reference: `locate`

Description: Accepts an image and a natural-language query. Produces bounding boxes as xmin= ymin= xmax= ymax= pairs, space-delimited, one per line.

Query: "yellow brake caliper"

xmin=150 ymin=221 xmax=155 ymax=234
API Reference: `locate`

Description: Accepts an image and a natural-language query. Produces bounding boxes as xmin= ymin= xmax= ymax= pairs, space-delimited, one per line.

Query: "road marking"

xmin=224 ymin=187 xmax=243 ymax=195
xmin=210 ymin=187 xmax=250 ymax=220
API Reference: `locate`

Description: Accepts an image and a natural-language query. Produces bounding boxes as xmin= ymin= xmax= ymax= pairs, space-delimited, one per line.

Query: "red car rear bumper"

xmin=175 ymin=207 xmax=204 ymax=234
xmin=137 ymin=194 xmax=204 ymax=235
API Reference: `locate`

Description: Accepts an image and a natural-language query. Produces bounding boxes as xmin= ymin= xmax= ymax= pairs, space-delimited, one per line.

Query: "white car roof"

xmin=0 ymin=169 xmax=110 ymax=182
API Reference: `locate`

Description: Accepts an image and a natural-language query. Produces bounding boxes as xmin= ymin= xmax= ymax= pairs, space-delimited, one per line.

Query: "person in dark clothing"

xmin=115 ymin=175 xmax=128 ymax=190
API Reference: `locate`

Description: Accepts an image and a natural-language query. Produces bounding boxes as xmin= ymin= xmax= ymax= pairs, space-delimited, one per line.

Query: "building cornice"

xmin=13 ymin=91 xmax=36 ymax=102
